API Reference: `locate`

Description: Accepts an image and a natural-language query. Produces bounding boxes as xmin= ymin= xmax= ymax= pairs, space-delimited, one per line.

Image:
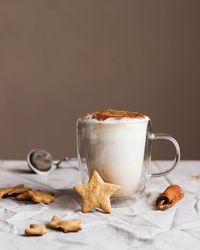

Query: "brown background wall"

xmin=0 ymin=0 xmax=199 ymax=160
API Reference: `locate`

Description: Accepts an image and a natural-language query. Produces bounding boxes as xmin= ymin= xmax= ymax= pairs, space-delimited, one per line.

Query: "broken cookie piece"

xmin=156 ymin=184 xmax=184 ymax=211
xmin=48 ymin=215 xmax=61 ymax=229
xmin=8 ymin=186 xmax=31 ymax=196
xmin=29 ymin=190 xmax=55 ymax=204
xmin=48 ymin=216 xmax=81 ymax=233
xmin=0 ymin=184 xmax=25 ymax=199
xmin=25 ymin=224 xmax=46 ymax=236
xmin=16 ymin=190 xmax=55 ymax=204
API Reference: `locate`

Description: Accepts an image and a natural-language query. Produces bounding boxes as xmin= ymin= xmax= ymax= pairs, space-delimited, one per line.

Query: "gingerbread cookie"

xmin=25 ymin=224 xmax=46 ymax=236
xmin=74 ymin=170 xmax=120 ymax=213
xmin=0 ymin=184 xmax=25 ymax=199
xmin=8 ymin=186 xmax=31 ymax=196
xmin=16 ymin=190 xmax=55 ymax=204
xmin=48 ymin=216 xmax=81 ymax=233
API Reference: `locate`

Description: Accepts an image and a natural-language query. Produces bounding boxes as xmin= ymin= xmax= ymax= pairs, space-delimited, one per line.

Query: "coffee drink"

xmin=79 ymin=109 xmax=149 ymax=197
xmin=77 ymin=109 xmax=180 ymax=199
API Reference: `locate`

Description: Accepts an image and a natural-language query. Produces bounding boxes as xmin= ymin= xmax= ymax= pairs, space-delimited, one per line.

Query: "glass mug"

xmin=76 ymin=116 xmax=180 ymax=200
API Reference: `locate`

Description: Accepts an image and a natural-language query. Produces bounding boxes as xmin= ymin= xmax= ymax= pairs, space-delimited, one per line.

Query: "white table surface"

xmin=0 ymin=160 xmax=200 ymax=250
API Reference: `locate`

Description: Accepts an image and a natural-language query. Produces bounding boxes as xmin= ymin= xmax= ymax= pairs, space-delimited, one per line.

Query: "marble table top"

xmin=0 ymin=160 xmax=200 ymax=250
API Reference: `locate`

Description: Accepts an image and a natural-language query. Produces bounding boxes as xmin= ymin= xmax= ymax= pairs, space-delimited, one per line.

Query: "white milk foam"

xmin=83 ymin=115 xmax=149 ymax=197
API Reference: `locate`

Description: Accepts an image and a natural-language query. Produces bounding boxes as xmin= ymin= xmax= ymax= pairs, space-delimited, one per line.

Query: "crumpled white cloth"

xmin=0 ymin=160 xmax=200 ymax=250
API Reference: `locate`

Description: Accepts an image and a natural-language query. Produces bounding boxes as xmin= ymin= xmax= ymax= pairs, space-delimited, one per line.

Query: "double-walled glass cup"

xmin=76 ymin=116 xmax=180 ymax=200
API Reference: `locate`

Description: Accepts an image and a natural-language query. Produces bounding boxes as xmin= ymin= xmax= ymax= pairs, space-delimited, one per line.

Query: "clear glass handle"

xmin=149 ymin=133 xmax=180 ymax=177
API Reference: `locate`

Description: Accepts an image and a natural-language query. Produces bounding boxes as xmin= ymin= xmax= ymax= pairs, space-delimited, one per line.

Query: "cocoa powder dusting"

xmin=87 ymin=109 xmax=145 ymax=121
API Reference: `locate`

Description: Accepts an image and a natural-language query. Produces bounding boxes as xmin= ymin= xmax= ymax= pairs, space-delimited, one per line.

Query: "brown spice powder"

xmin=87 ymin=108 xmax=145 ymax=121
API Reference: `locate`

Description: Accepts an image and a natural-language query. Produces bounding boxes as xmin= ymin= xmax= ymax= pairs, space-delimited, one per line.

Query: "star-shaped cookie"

xmin=74 ymin=170 xmax=120 ymax=213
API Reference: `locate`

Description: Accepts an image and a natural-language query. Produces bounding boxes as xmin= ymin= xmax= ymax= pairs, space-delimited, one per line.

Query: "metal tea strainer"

xmin=27 ymin=149 xmax=76 ymax=175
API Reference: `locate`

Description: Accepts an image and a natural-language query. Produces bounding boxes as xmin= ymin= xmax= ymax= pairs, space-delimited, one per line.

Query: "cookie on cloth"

xmin=16 ymin=190 xmax=55 ymax=204
xmin=25 ymin=224 xmax=46 ymax=236
xmin=8 ymin=185 xmax=31 ymax=196
xmin=74 ymin=170 xmax=120 ymax=213
xmin=0 ymin=184 xmax=25 ymax=199
xmin=48 ymin=216 xmax=81 ymax=233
